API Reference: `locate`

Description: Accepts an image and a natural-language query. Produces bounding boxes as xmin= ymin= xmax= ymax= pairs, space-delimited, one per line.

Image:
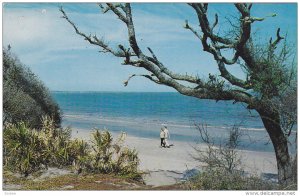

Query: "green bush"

xmin=68 ymin=139 xmax=91 ymax=172
xmin=87 ymin=129 xmax=141 ymax=180
xmin=38 ymin=116 xmax=72 ymax=166
xmin=186 ymin=168 xmax=277 ymax=190
xmin=3 ymin=122 xmax=45 ymax=176
xmin=3 ymin=48 xmax=61 ymax=128
xmin=188 ymin=124 xmax=278 ymax=190
xmin=3 ymin=118 xmax=82 ymax=175
xmin=3 ymin=117 xmax=141 ymax=181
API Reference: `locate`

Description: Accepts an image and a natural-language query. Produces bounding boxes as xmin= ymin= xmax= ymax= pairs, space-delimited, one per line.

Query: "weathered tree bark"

xmin=257 ymin=107 xmax=293 ymax=186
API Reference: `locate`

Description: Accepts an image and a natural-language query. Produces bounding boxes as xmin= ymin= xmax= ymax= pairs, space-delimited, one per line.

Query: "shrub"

xmin=4 ymin=117 xmax=79 ymax=176
xmin=3 ymin=117 xmax=141 ymax=181
xmin=192 ymin=124 xmax=242 ymax=173
xmin=3 ymin=122 xmax=45 ymax=176
xmin=3 ymin=48 xmax=61 ymax=128
xmin=186 ymin=168 xmax=277 ymax=190
xmin=188 ymin=124 xmax=278 ymax=190
xmin=87 ymin=129 xmax=141 ymax=180
xmin=68 ymin=139 xmax=91 ymax=173
xmin=38 ymin=116 xmax=72 ymax=167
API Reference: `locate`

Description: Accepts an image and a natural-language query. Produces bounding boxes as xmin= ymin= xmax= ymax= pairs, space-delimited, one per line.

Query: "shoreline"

xmin=63 ymin=115 xmax=287 ymax=153
xmin=64 ymin=113 xmax=268 ymax=132
xmin=71 ymin=127 xmax=277 ymax=186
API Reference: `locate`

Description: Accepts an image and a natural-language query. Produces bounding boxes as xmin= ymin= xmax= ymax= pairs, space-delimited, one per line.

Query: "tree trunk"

xmin=257 ymin=108 xmax=293 ymax=187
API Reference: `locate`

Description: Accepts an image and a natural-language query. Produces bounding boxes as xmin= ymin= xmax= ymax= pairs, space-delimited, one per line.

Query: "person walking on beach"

xmin=160 ymin=128 xmax=166 ymax=147
xmin=163 ymin=126 xmax=170 ymax=148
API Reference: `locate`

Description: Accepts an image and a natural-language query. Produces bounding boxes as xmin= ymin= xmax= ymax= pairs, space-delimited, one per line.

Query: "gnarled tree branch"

xmin=188 ymin=3 xmax=250 ymax=89
xmin=60 ymin=7 xmax=134 ymax=58
xmin=270 ymin=28 xmax=284 ymax=48
xmin=61 ymin=3 xmax=255 ymax=106
xmin=106 ymin=3 xmax=128 ymax=23
xmin=124 ymin=73 xmax=161 ymax=86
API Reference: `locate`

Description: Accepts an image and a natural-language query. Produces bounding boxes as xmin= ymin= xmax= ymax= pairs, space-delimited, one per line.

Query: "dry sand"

xmin=71 ymin=128 xmax=277 ymax=187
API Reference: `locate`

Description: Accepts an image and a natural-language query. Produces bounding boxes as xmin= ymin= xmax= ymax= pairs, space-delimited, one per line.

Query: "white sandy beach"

xmin=71 ymin=128 xmax=277 ymax=187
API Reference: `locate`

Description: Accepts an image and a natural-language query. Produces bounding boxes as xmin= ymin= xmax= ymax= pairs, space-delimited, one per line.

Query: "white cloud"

xmin=3 ymin=5 xmax=197 ymax=56
xmin=3 ymin=7 xmax=83 ymax=58
xmin=2 ymin=4 xmax=214 ymax=91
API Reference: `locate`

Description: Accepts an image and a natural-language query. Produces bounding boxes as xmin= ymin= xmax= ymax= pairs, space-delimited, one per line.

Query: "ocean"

xmin=51 ymin=91 xmax=295 ymax=153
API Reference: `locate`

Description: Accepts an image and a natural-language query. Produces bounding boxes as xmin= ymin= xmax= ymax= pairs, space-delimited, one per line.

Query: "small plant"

xmin=187 ymin=124 xmax=279 ymax=190
xmin=186 ymin=168 xmax=277 ymax=190
xmin=68 ymin=139 xmax=90 ymax=173
xmin=3 ymin=122 xmax=45 ymax=176
xmin=4 ymin=117 xmax=74 ymax=175
xmin=116 ymin=147 xmax=140 ymax=180
xmin=87 ymin=129 xmax=141 ymax=180
xmin=192 ymin=124 xmax=242 ymax=173
xmin=38 ymin=116 xmax=72 ymax=167
xmin=90 ymin=129 xmax=114 ymax=173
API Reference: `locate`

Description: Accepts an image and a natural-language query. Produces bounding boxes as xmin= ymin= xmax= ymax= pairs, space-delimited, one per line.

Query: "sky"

xmin=2 ymin=3 xmax=298 ymax=92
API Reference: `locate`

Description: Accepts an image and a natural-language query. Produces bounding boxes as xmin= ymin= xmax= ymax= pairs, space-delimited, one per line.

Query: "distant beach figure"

xmin=160 ymin=128 xmax=165 ymax=147
xmin=163 ymin=126 xmax=170 ymax=148
xmin=119 ymin=131 xmax=127 ymax=143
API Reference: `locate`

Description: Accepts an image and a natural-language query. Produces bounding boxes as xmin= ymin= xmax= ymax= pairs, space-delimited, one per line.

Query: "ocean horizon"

xmin=51 ymin=91 xmax=296 ymax=153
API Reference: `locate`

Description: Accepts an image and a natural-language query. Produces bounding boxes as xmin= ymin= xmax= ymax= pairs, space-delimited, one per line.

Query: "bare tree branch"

xmin=234 ymin=3 xmax=249 ymax=17
xmin=184 ymin=20 xmax=202 ymax=40
xmin=60 ymin=7 xmax=132 ymax=58
xmin=106 ymin=3 xmax=128 ymax=24
xmin=61 ymin=3 xmax=256 ymax=105
xmin=221 ymin=52 xmax=239 ymax=65
xmin=98 ymin=4 xmax=110 ymax=13
xmin=211 ymin=13 xmax=219 ymax=31
xmin=124 ymin=3 xmax=143 ymax=57
xmin=248 ymin=3 xmax=253 ymax=10
xmin=123 ymin=73 xmax=161 ymax=86
xmin=188 ymin=3 xmax=250 ymax=89
xmin=189 ymin=3 xmax=234 ymax=45
xmin=271 ymin=28 xmax=284 ymax=48
xmin=147 ymin=47 xmax=158 ymax=62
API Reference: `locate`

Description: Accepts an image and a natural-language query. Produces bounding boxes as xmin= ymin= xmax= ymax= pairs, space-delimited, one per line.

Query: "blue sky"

xmin=2 ymin=3 xmax=297 ymax=92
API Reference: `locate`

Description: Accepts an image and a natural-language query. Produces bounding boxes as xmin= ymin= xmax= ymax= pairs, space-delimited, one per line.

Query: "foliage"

xmin=3 ymin=48 xmax=61 ymax=128
xmin=186 ymin=168 xmax=277 ymax=190
xmin=3 ymin=122 xmax=48 ymax=176
xmin=38 ymin=116 xmax=73 ymax=167
xmin=87 ymin=130 xmax=141 ymax=180
xmin=188 ymin=124 xmax=277 ymax=190
xmin=3 ymin=119 xmax=71 ymax=176
xmin=3 ymin=117 xmax=141 ymax=180
xmin=193 ymin=124 xmax=242 ymax=173
xmin=246 ymin=37 xmax=296 ymax=99
xmin=68 ymin=139 xmax=91 ymax=172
